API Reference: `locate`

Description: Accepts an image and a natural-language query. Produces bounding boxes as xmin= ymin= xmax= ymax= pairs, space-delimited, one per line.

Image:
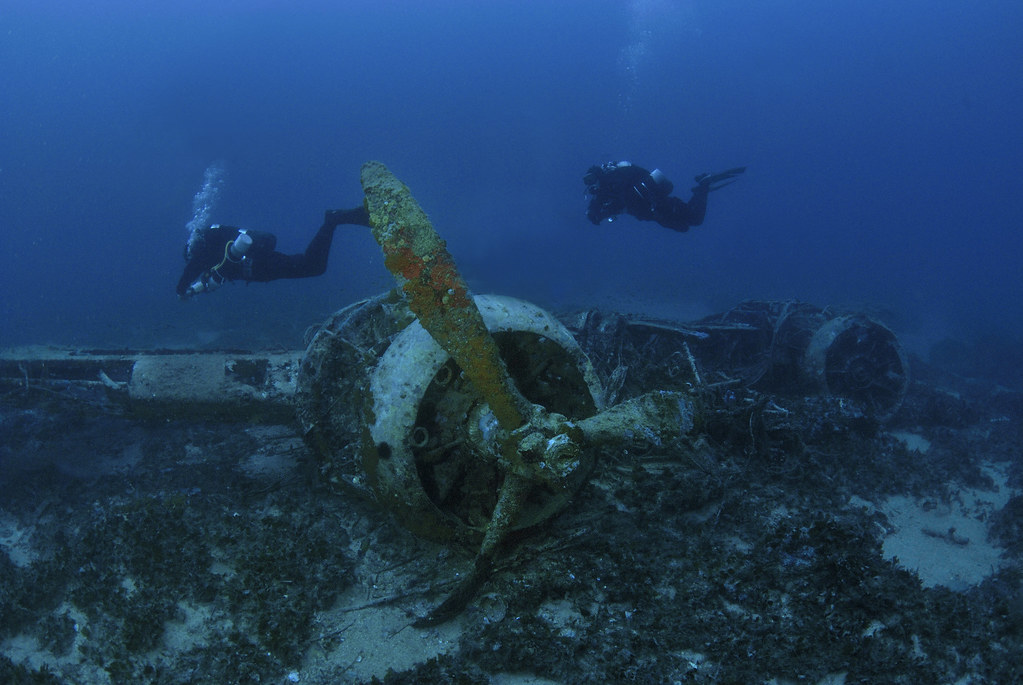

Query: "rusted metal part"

xmin=358 ymin=162 xmax=568 ymax=623
xmin=353 ymin=163 xmax=694 ymax=625
xmin=577 ymin=390 xmax=694 ymax=447
xmin=304 ymin=163 xmax=702 ymax=624
xmin=360 ymin=161 xmax=528 ymax=433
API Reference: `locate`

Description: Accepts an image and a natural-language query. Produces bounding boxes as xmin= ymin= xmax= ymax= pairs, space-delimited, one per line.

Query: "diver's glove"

xmin=693 ymin=166 xmax=746 ymax=192
xmin=325 ymin=206 xmax=371 ymax=228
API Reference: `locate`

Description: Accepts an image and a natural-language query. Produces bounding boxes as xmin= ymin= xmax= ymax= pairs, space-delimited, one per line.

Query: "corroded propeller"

xmin=359 ymin=162 xmax=693 ymax=623
xmin=361 ymin=162 xmax=544 ymax=622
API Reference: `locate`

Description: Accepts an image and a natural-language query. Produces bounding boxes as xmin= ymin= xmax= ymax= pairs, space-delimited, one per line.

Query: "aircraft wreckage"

xmin=0 ymin=162 xmax=911 ymax=623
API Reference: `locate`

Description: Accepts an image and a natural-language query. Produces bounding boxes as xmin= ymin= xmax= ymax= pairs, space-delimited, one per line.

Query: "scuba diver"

xmin=583 ymin=161 xmax=745 ymax=232
xmin=176 ymin=207 xmax=370 ymax=298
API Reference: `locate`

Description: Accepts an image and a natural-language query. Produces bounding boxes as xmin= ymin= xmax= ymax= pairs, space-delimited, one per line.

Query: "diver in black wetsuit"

xmin=583 ymin=161 xmax=745 ymax=232
xmin=176 ymin=206 xmax=370 ymax=298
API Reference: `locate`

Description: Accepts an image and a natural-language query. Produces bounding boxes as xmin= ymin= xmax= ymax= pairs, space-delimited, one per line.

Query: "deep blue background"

xmin=2 ymin=1 xmax=1021 ymax=365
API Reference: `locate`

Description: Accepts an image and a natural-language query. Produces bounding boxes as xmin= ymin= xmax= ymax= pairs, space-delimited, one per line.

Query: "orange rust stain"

xmin=384 ymin=246 xmax=424 ymax=282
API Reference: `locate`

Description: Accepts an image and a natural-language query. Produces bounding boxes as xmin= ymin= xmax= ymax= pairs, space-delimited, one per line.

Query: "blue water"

xmin=2 ymin=0 xmax=1021 ymax=360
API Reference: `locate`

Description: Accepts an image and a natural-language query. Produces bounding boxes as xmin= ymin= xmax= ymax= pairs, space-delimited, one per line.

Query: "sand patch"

xmin=239 ymin=426 xmax=305 ymax=479
xmin=860 ymin=462 xmax=1016 ymax=589
xmin=0 ymin=512 xmax=36 ymax=567
xmin=299 ymin=588 xmax=464 ymax=682
xmin=161 ymin=602 xmax=214 ymax=655
xmin=890 ymin=431 xmax=932 ymax=454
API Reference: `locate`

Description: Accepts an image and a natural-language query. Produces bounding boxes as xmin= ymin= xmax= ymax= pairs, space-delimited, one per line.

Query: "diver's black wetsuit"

xmin=583 ymin=162 xmax=744 ymax=232
xmin=176 ymin=206 xmax=369 ymax=297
